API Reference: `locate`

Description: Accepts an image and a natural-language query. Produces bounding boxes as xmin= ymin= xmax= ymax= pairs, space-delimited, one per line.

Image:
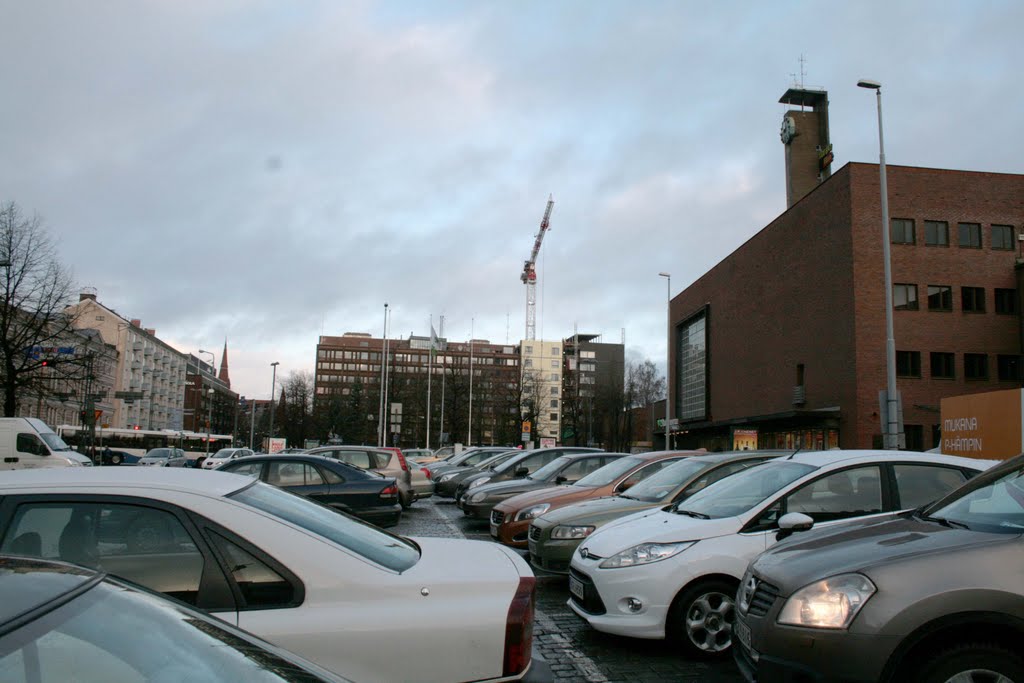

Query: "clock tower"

xmin=779 ymin=88 xmax=832 ymax=208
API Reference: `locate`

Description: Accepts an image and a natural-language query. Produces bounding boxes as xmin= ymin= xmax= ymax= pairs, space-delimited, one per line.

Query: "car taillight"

xmin=380 ymin=484 xmax=398 ymax=500
xmin=503 ymin=576 xmax=535 ymax=677
xmin=423 ymin=468 xmax=432 ymax=479
xmin=396 ymin=451 xmax=409 ymax=472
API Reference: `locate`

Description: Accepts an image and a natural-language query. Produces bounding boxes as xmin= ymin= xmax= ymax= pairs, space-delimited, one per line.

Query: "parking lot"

xmin=395 ymin=499 xmax=743 ymax=683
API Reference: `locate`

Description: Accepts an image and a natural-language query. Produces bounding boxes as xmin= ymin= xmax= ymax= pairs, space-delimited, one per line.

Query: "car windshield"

xmin=676 ymin=461 xmax=816 ymax=519
xmin=529 ymin=456 xmax=573 ymax=481
xmin=145 ymin=450 xmax=170 ymax=459
xmin=480 ymin=452 xmax=518 ymax=469
xmin=922 ymin=457 xmax=1024 ymax=534
xmin=211 ymin=449 xmax=235 ymax=459
xmin=493 ymin=453 xmax=531 ymax=475
xmin=624 ymin=458 xmax=713 ymax=502
xmin=40 ymin=433 xmax=71 ymax=452
xmin=0 ymin=570 xmax=337 ymax=682
xmin=574 ymin=456 xmax=646 ymax=488
xmin=229 ymin=481 xmax=420 ymax=572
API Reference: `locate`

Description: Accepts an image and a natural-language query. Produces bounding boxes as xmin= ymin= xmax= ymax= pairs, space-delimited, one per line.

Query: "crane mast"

xmin=521 ymin=196 xmax=554 ymax=341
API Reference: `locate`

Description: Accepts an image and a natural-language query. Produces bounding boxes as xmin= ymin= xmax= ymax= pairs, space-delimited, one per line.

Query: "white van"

xmin=0 ymin=418 xmax=92 ymax=470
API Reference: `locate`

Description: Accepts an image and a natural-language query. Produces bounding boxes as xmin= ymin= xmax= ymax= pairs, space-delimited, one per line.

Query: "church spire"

xmin=218 ymin=339 xmax=231 ymax=388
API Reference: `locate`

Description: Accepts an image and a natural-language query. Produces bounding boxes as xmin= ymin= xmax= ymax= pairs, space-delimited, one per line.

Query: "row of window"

xmin=894 ymin=284 xmax=1017 ymax=314
xmin=896 ymin=351 xmax=1020 ymax=381
xmin=891 ymin=219 xmax=1017 ymax=250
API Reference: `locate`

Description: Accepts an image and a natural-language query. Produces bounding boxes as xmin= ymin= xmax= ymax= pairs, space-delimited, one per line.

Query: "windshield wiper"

xmin=619 ymin=494 xmax=639 ymax=500
xmin=922 ymin=515 xmax=969 ymax=530
xmin=675 ymin=509 xmax=710 ymax=519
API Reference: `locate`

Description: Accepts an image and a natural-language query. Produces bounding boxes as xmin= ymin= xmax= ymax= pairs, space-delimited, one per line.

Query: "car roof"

xmin=229 ymin=453 xmax=373 ymax=473
xmin=770 ymin=449 xmax=997 ymax=470
xmin=0 ymin=468 xmax=255 ymax=498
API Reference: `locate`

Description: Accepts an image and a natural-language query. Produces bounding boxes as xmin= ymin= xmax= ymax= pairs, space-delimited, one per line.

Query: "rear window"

xmin=229 ymin=482 xmax=420 ymax=572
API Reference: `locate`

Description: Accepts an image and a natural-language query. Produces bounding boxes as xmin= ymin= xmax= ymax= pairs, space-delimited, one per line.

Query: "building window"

xmin=998 ymin=355 xmax=1021 ymax=382
xmin=549 ymin=373 xmax=558 ymax=381
xmin=927 ymin=285 xmax=952 ymax=311
xmin=896 ymin=351 xmax=921 ymax=378
xmin=677 ymin=311 xmax=707 ymax=421
xmin=550 ymin=387 xmax=558 ymax=396
xmin=525 ymin=346 xmax=533 ymax=354
xmin=524 ymin=359 xmax=532 ymax=367
xmin=551 ymin=347 xmax=559 ymax=355
xmin=893 ymin=284 xmax=918 ymax=310
xmin=961 ymin=287 xmax=986 ymax=313
xmin=549 ymin=413 xmax=558 ymax=421
xmin=891 ymin=218 xmax=915 ymax=244
xmin=550 ymin=360 xmax=558 ymax=368
xmin=964 ymin=353 xmax=988 ymax=380
xmin=550 ymin=400 xmax=558 ymax=408
xmin=931 ymin=352 xmax=955 ymax=379
xmin=992 ymin=225 xmax=1015 ymax=250
xmin=958 ymin=222 xmax=982 ymax=248
xmin=924 ymin=220 xmax=949 ymax=247
xmin=995 ymin=288 xmax=1017 ymax=315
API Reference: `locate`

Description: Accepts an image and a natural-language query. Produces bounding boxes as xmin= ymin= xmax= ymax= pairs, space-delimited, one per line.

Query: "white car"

xmin=0 ymin=468 xmax=539 ymax=683
xmin=567 ymin=450 xmax=997 ymax=658
xmin=202 ymin=447 xmax=255 ymax=469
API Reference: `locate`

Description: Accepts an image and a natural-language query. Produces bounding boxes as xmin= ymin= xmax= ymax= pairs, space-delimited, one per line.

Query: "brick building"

xmin=668 ymin=161 xmax=1024 ymax=451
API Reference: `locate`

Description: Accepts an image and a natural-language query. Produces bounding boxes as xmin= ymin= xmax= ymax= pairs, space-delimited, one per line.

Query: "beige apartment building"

xmin=520 ymin=340 xmax=563 ymax=443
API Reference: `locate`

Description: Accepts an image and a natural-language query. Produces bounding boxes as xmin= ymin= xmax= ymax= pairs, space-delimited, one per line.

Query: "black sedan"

xmin=219 ymin=454 xmax=403 ymax=527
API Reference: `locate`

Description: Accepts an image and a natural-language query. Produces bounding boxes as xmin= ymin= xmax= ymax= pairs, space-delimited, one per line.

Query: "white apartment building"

xmin=520 ymin=340 xmax=563 ymax=443
xmin=66 ymin=292 xmax=188 ymax=430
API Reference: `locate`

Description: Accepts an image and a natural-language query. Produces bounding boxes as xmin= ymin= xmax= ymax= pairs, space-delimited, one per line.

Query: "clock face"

xmin=780 ymin=115 xmax=796 ymax=144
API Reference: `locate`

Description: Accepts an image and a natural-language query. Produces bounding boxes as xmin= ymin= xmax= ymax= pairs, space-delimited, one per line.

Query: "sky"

xmin=2 ymin=1 xmax=1022 ymax=402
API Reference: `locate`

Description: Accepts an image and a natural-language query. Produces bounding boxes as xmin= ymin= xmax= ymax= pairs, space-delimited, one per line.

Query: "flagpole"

xmin=426 ymin=315 xmax=433 ymax=449
xmin=467 ymin=317 xmax=474 ymax=445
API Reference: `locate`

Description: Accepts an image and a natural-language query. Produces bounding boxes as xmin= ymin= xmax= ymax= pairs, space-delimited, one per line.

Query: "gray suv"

xmin=734 ymin=453 xmax=1024 ymax=683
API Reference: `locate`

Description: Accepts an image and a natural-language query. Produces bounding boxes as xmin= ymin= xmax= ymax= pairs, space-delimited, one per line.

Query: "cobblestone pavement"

xmin=395 ymin=499 xmax=745 ymax=683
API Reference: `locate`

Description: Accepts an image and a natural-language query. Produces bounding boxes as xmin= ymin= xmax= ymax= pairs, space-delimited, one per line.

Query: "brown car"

xmin=490 ymin=450 xmax=704 ymax=548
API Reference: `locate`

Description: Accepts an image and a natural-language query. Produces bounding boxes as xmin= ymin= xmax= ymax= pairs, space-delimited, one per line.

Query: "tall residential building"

xmin=65 ymin=292 xmax=188 ymax=430
xmin=561 ymin=334 xmax=626 ymax=446
xmin=520 ymin=340 xmax=563 ymax=443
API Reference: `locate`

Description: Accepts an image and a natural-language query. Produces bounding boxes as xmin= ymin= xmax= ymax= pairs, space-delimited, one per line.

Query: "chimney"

xmin=779 ymin=88 xmax=832 ymax=208
xmin=79 ymin=286 xmax=98 ymax=302
xmin=130 ymin=319 xmax=142 ymax=328
xmin=144 ymin=328 xmax=156 ymax=336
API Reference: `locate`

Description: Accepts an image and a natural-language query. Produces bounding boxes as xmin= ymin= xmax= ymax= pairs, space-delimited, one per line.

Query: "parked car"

xmin=0 ymin=555 xmax=349 ymax=682
xmin=567 ymin=450 xmax=997 ymax=658
xmin=0 ymin=417 xmax=92 ymax=469
xmin=406 ymin=460 xmax=435 ymax=502
xmin=734 ymin=452 xmax=1024 ymax=683
xmin=426 ymin=446 xmax=517 ymax=479
xmin=491 ymin=450 xmax=703 ymax=549
xmin=306 ymin=445 xmax=415 ymax=508
xmin=202 ymin=447 xmax=256 ymax=470
xmin=136 ymin=447 xmax=189 ymax=467
xmin=219 ymin=454 xmax=403 ymax=527
xmin=460 ymin=451 xmax=624 ymax=521
xmin=455 ymin=447 xmax=603 ymax=504
xmin=403 ymin=448 xmax=435 ymax=462
xmin=436 ymin=451 xmax=522 ymax=498
xmin=529 ymin=450 xmax=786 ymax=574
xmin=0 ymin=468 xmax=541 ymax=683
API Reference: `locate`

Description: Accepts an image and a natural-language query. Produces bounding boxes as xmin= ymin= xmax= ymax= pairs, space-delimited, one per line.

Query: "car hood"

xmin=537 ymin=495 xmax=658 ymax=526
xmin=495 ymin=485 xmax=588 ymax=512
xmin=581 ymin=509 xmax=743 ymax=557
xmin=472 ymin=478 xmax=551 ymax=499
xmin=137 ymin=457 xmax=166 ymax=464
xmin=751 ymin=513 xmax=1018 ymax=594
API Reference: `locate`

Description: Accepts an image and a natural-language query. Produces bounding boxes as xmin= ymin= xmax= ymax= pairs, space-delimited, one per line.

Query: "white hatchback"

xmin=0 ymin=468 xmax=538 ymax=683
xmin=567 ymin=450 xmax=997 ymax=658
xmin=202 ymin=447 xmax=255 ymax=469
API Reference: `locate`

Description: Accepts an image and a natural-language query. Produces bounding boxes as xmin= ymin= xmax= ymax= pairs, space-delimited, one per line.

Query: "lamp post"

xmin=198 ymin=349 xmax=215 ymax=436
xmin=378 ymin=303 xmax=388 ymax=447
xmin=205 ymin=388 xmax=214 ymax=456
xmin=858 ymin=79 xmax=900 ymax=450
xmin=658 ymin=272 xmax=672 ymax=450
xmin=269 ymin=362 xmax=280 ymax=450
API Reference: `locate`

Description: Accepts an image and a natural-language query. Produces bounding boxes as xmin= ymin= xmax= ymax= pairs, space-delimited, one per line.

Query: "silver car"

xmin=406 ymin=460 xmax=435 ymax=501
xmin=136 ymin=447 xmax=189 ymax=467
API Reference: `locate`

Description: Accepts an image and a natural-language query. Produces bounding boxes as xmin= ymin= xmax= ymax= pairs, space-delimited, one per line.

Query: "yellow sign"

xmin=522 ymin=420 xmax=532 ymax=434
xmin=940 ymin=389 xmax=1023 ymax=460
xmin=732 ymin=429 xmax=758 ymax=451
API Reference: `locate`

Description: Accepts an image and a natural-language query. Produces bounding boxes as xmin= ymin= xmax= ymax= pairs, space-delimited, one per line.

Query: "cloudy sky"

xmin=3 ymin=1 xmax=1022 ymax=401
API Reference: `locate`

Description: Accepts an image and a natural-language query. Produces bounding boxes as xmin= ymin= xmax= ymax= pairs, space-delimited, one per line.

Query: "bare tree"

xmin=0 ymin=202 xmax=80 ymax=417
xmin=627 ymin=359 xmax=665 ymax=408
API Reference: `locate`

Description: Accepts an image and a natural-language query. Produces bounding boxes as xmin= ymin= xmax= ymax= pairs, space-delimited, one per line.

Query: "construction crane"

xmin=521 ymin=195 xmax=554 ymax=341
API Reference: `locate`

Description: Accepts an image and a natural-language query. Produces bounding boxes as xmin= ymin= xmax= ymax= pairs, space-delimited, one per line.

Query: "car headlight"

xmin=777 ymin=573 xmax=876 ymax=629
xmin=64 ymin=458 xmax=85 ymax=467
xmin=469 ymin=492 xmax=488 ymax=504
xmin=598 ymin=541 xmax=695 ymax=569
xmin=439 ymin=473 xmax=457 ymax=482
xmin=515 ymin=504 xmax=550 ymax=522
xmin=551 ymin=524 xmax=595 ymax=540
xmin=468 ymin=477 xmax=490 ymax=489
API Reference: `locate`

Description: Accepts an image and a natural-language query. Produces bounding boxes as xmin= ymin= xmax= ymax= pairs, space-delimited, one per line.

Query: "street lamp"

xmin=658 ymin=272 xmax=672 ymax=450
xmin=858 ymin=78 xmax=900 ymax=450
xmin=205 ymin=388 xmax=214 ymax=456
xmin=269 ymin=361 xmax=280 ymax=450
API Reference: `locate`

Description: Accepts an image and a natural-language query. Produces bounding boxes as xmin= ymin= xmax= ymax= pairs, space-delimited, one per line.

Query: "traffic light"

xmin=79 ymin=410 xmax=87 ymax=422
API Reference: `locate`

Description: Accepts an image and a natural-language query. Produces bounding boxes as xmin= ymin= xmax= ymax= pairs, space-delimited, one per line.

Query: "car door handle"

xmin=4 ymin=457 xmax=18 ymax=463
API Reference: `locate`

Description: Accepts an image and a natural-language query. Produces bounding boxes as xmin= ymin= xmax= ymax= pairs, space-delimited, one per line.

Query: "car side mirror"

xmin=776 ymin=512 xmax=815 ymax=541
xmin=616 ymin=480 xmax=636 ymax=492
xmin=555 ymin=475 xmax=568 ymax=485
xmin=515 ymin=466 xmax=529 ymax=477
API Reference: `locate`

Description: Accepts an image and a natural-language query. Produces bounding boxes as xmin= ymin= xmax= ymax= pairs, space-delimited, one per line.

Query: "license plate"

xmin=489 ymin=523 xmax=499 ymax=538
xmin=569 ymin=576 xmax=585 ymax=601
xmin=733 ymin=618 xmax=752 ymax=652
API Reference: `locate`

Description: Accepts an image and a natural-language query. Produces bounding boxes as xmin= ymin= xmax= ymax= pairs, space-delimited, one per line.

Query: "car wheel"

xmin=110 ymin=454 xmax=123 ymax=465
xmin=667 ymin=579 xmax=738 ymax=658
xmin=399 ymin=490 xmax=413 ymax=509
xmin=918 ymin=643 xmax=1024 ymax=683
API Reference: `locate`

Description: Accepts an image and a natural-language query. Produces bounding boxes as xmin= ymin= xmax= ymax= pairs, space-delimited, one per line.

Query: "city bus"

xmin=57 ymin=425 xmax=233 ymax=462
